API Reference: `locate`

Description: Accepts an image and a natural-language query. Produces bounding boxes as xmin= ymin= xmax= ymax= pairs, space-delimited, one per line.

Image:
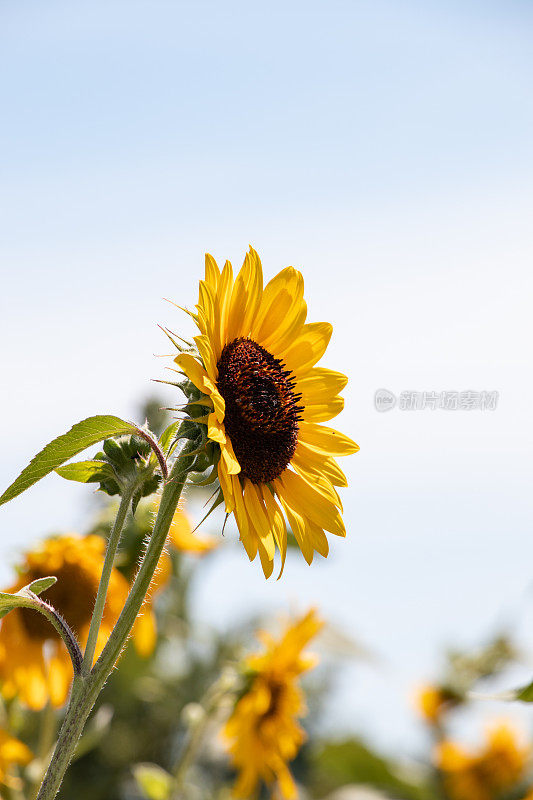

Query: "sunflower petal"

xmin=207 ymin=413 xmax=226 ymax=445
xmin=239 ymin=247 xmax=263 ymax=337
xmin=306 ymin=521 xmax=329 ymax=558
xmin=298 ymin=422 xmax=359 ymax=456
xmin=252 ymin=267 xmax=304 ymax=345
xmin=194 ymin=334 xmax=217 ymax=380
xmin=296 ymin=368 xmax=348 ymax=402
xmin=244 ymin=481 xmax=275 ymax=559
xmin=232 ymin=475 xmax=258 ymax=560
xmin=275 ymin=470 xmax=346 ymax=537
xmin=293 ymin=441 xmax=348 ymax=487
xmin=204 ymin=253 xmax=220 ymax=290
xmin=175 ymin=353 xmax=210 ymax=393
xmin=218 ymin=461 xmax=236 ymax=513
xmin=221 ymin=438 xmax=241 ymax=475
xmin=216 ymin=259 xmax=234 ymax=352
xmin=277 ymin=494 xmax=314 ymax=565
xmin=257 ymin=539 xmax=274 ymax=579
xmin=302 ymin=395 xmax=344 ymax=422
xmin=262 ymin=486 xmax=287 ymax=578
xmin=289 ymin=458 xmax=343 ymax=511
xmin=279 ymin=322 xmax=333 ymax=376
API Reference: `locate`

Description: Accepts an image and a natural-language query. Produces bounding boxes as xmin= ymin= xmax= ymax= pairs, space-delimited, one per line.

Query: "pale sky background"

xmin=1 ymin=0 xmax=533 ymax=757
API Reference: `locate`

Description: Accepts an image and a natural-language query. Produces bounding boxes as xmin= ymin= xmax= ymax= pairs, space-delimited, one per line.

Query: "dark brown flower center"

xmin=216 ymin=338 xmax=302 ymax=484
xmin=261 ymin=679 xmax=285 ymax=721
xmin=19 ymin=564 xmax=98 ymax=642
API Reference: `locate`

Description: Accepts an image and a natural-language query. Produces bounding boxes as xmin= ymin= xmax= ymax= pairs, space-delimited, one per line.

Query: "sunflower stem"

xmin=82 ymin=485 xmax=134 ymax=675
xmin=36 ymin=436 xmax=196 ymax=800
xmin=28 ymin=702 xmax=58 ymax=800
xmin=27 ymin=595 xmax=83 ymax=675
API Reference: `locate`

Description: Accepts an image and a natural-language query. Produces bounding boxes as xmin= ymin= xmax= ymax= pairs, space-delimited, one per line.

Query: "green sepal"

xmin=191 ymin=488 xmax=225 ymax=533
xmin=159 ymin=325 xmax=196 ymax=355
xmin=189 ymin=466 xmax=219 ymax=486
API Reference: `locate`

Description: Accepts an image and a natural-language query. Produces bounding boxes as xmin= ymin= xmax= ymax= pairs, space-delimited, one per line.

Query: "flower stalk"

xmin=36 ymin=436 xmax=197 ymax=800
xmin=24 ymin=594 xmax=83 ymax=676
xmin=81 ymin=485 xmax=135 ymax=675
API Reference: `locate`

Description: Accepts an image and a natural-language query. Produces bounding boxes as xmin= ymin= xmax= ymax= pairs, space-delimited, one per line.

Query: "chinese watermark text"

xmin=374 ymin=389 xmax=499 ymax=412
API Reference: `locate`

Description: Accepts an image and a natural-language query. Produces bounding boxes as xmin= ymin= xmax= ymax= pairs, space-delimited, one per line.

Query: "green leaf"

xmin=159 ymin=420 xmax=182 ymax=455
xmin=27 ymin=576 xmax=57 ymax=595
xmin=515 ymin=681 xmax=533 ymax=702
xmin=0 ymin=415 xmax=141 ymax=507
xmin=132 ymin=763 xmax=172 ymax=800
xmin=311 ymin=739 xmax=433 ymax=800
xmin=0 ymin=576 xmax=57 ymax=620
xmin=55 ymin=460 xmax=116 ymax=484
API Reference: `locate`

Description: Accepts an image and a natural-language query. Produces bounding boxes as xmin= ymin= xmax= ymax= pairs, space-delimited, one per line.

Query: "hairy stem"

xmin=28 ymin=703 xmax=58 ymax=800
xmin=26 ymin=595 xmax=83 ymax=675
xmin=82 ymin=486 xmax=134 ymax=674
xmin=36 ymin=438 xmax=196 ymax=800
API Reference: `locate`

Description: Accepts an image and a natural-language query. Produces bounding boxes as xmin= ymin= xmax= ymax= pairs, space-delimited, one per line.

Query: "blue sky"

xmin=1 ymin=0 xmax=533 ymax=753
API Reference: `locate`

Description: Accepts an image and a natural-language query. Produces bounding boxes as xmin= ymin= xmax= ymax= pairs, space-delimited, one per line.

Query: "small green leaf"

xmin=27 ymin=576 xmax=57 ymax=596
xmin=0 ymin=577 xmax=56 ymax=620
xmin=133 ymin=763 xmax=172 ymax=800
xmin=159 ymin=421 xmax=182 ymax=455
xmin=55 ymin=460 xmax=115 ymax=484
xmin=0 ymin=415 xmax=141 ymax=507
xmin=515 ymin=681 xmax=533 ymax=702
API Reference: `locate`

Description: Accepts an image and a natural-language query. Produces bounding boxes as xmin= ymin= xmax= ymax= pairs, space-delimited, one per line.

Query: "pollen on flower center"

xmin=216 ymin=337 xmax=303 ymax=484
xmin=19 ymin=565 xmax=98 ymax=641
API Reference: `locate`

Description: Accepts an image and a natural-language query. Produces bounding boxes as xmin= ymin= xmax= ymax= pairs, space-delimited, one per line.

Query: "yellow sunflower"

xmin=414 ymin=683 xmax=458 ymax=724
xmin=435 ymin=722 xmax=530 ymax=800
xmin=172 ymin=247 xmax=358 ymax=577
xmin=0 ymin=534 xmax=129 ymax=710
xmin=224 ymin=609 xmax=323 ymax=799
xmin=0 ymin=729 xmax=32 ymax=789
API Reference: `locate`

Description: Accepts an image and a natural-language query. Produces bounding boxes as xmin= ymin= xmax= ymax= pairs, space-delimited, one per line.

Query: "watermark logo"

xmin=374 ymin=390 xmax=499 ymax=412
xmin=374 ymin=389 xmax=397 ymax=412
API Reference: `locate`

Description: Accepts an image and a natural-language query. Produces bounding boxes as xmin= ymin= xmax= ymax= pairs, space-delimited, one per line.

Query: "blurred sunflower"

xmin=415 ymin=683 xmax=458 ymax=724
xmin=132 ymin=499 xmax=218 ymax=657
xmin=224 ymin=609 xmax=323 ymax=799
xmin=0 ymin=534 xmax=129 ymax=709
xmin=172 ymin=247 xmax=358 ymax=577
xmin=436 ymin=722 xmax=530 ymax=800
xmin=0 ymin=728 xmax=32 ymax=789
xmin=167 ymin=502 xmax=218 ymax=556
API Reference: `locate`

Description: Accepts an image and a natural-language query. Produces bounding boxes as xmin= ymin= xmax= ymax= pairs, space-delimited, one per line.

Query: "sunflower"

xmin=435 ymin=722 xmax=530 ymax=800
xmin=0 ymin=534 xmax=129 ymax=710
xmin=223 ymin=609 xmax=323 ymax=799
xmin=0 ymin=729 xmax=32 ymax=789
xmin=172 ymin=247 xmax=358 ymax=577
